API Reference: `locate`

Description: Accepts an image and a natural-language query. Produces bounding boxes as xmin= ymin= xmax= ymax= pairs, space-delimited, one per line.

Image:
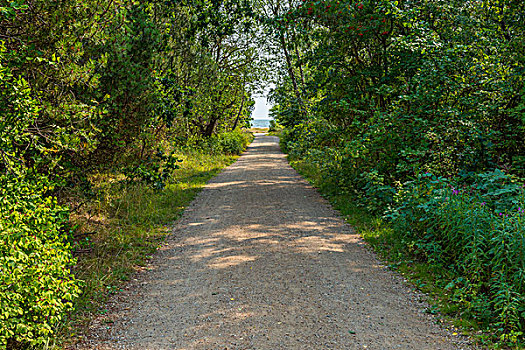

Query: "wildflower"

xmin=481 ymin=202 xmax=486 ymax=206
xmin=499 ymin=212 xmax=503 ymax=216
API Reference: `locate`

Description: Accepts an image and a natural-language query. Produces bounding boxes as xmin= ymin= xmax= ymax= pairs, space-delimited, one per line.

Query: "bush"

xmin=0 ymin=41 xmax=80 ymax=348
xmin=388 ymin=172 xmax=525 ymax=340
xmin=280 ymin=120 xmax=397 ymax=213
xmin=213 ymin=130 xmax=252 ymax=155
xmin=268 ymin=119 xmax=283 ymax=132
xmin=122 ymin=149 xmax=182 ymax=190
xmin=0 ymin=176 xmax=80 ymax=349
xmin=176 ymin=131 xmax=252 ymax=156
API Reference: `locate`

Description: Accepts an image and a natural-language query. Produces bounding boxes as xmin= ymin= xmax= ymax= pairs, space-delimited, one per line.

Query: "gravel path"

xmin=79 ymin=135 xmax=471 ymax=350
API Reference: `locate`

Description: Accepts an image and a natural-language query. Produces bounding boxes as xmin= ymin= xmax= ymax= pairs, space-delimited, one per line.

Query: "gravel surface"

xmin=76 ymin=135 xmax=472 ymax=350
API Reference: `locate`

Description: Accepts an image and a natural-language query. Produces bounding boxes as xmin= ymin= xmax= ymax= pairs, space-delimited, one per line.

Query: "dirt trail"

xmin=80 ymin=135 xmax=471 ymax=350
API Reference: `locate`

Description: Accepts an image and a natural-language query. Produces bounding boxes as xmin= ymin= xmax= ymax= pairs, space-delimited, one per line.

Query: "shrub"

xmin=280 ymin=120 xmax=397 ymax=213
xmin=214 ymin=130 xmax=252 ymax=155
xmin=0 ymin=40 xmax=80 ymax=348
xmin=388 ymin=172 xmax=525 ymax=340
xmin=268 ymin=119 xmax=283 ymax=132
xmin=122 ymin=149 xmax=182 ymax=190
xmin=0 ymin=176 xmax=80 ymax=349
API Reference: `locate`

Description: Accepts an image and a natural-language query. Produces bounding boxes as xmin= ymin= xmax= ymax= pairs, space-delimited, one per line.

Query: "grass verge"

xmin=59 ymin=150 xmax=238 ymax=347
xmin=288 ymin=158 xmax=509 ymax=349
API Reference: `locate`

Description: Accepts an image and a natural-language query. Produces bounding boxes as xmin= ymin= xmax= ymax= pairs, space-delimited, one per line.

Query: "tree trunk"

xmin=279 ymin=33 xmax=301 ymax=102
xmin=232 ymin=94 xmax=246 ymax=131
xmin=204 ymin=118 xmax=218 ymax=137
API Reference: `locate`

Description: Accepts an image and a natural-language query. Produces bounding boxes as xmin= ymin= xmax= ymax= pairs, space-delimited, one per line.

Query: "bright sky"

xmin=252 ymin=96 xmax=273 ymax=120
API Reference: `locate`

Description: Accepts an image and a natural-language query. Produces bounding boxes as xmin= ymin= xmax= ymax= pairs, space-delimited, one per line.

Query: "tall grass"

xmin=389 ymin=173 xmax=525 ymax=344
xmin=61 ymin=150 xmax=238 ymax=346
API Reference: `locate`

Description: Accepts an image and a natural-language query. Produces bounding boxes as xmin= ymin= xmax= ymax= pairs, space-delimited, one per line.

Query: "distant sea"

xmin=251 ymin=119 xmax=271 ymax=128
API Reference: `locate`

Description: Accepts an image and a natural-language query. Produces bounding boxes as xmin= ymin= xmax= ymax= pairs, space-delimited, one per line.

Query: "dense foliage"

xmin=1 ymin=0 xmax=257 ymax=348
xmin=1 ymin=39 xmax=80 ymax=348
xmin=268 ymin=0 xmax=525 ymax=343
xmin=0 ymin=0 xmax=258 ymax=180
xmin=389 ymin=171 xmax=525 ymax=341
xmin=0 ymin=176 xmax=80 ymax=348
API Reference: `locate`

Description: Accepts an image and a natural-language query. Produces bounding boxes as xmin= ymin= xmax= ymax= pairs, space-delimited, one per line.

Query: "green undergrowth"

xmin=289 ymin=158 xmax=521 ymax=350
xmin=60 ymin=150 xmax=238 ymax=347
